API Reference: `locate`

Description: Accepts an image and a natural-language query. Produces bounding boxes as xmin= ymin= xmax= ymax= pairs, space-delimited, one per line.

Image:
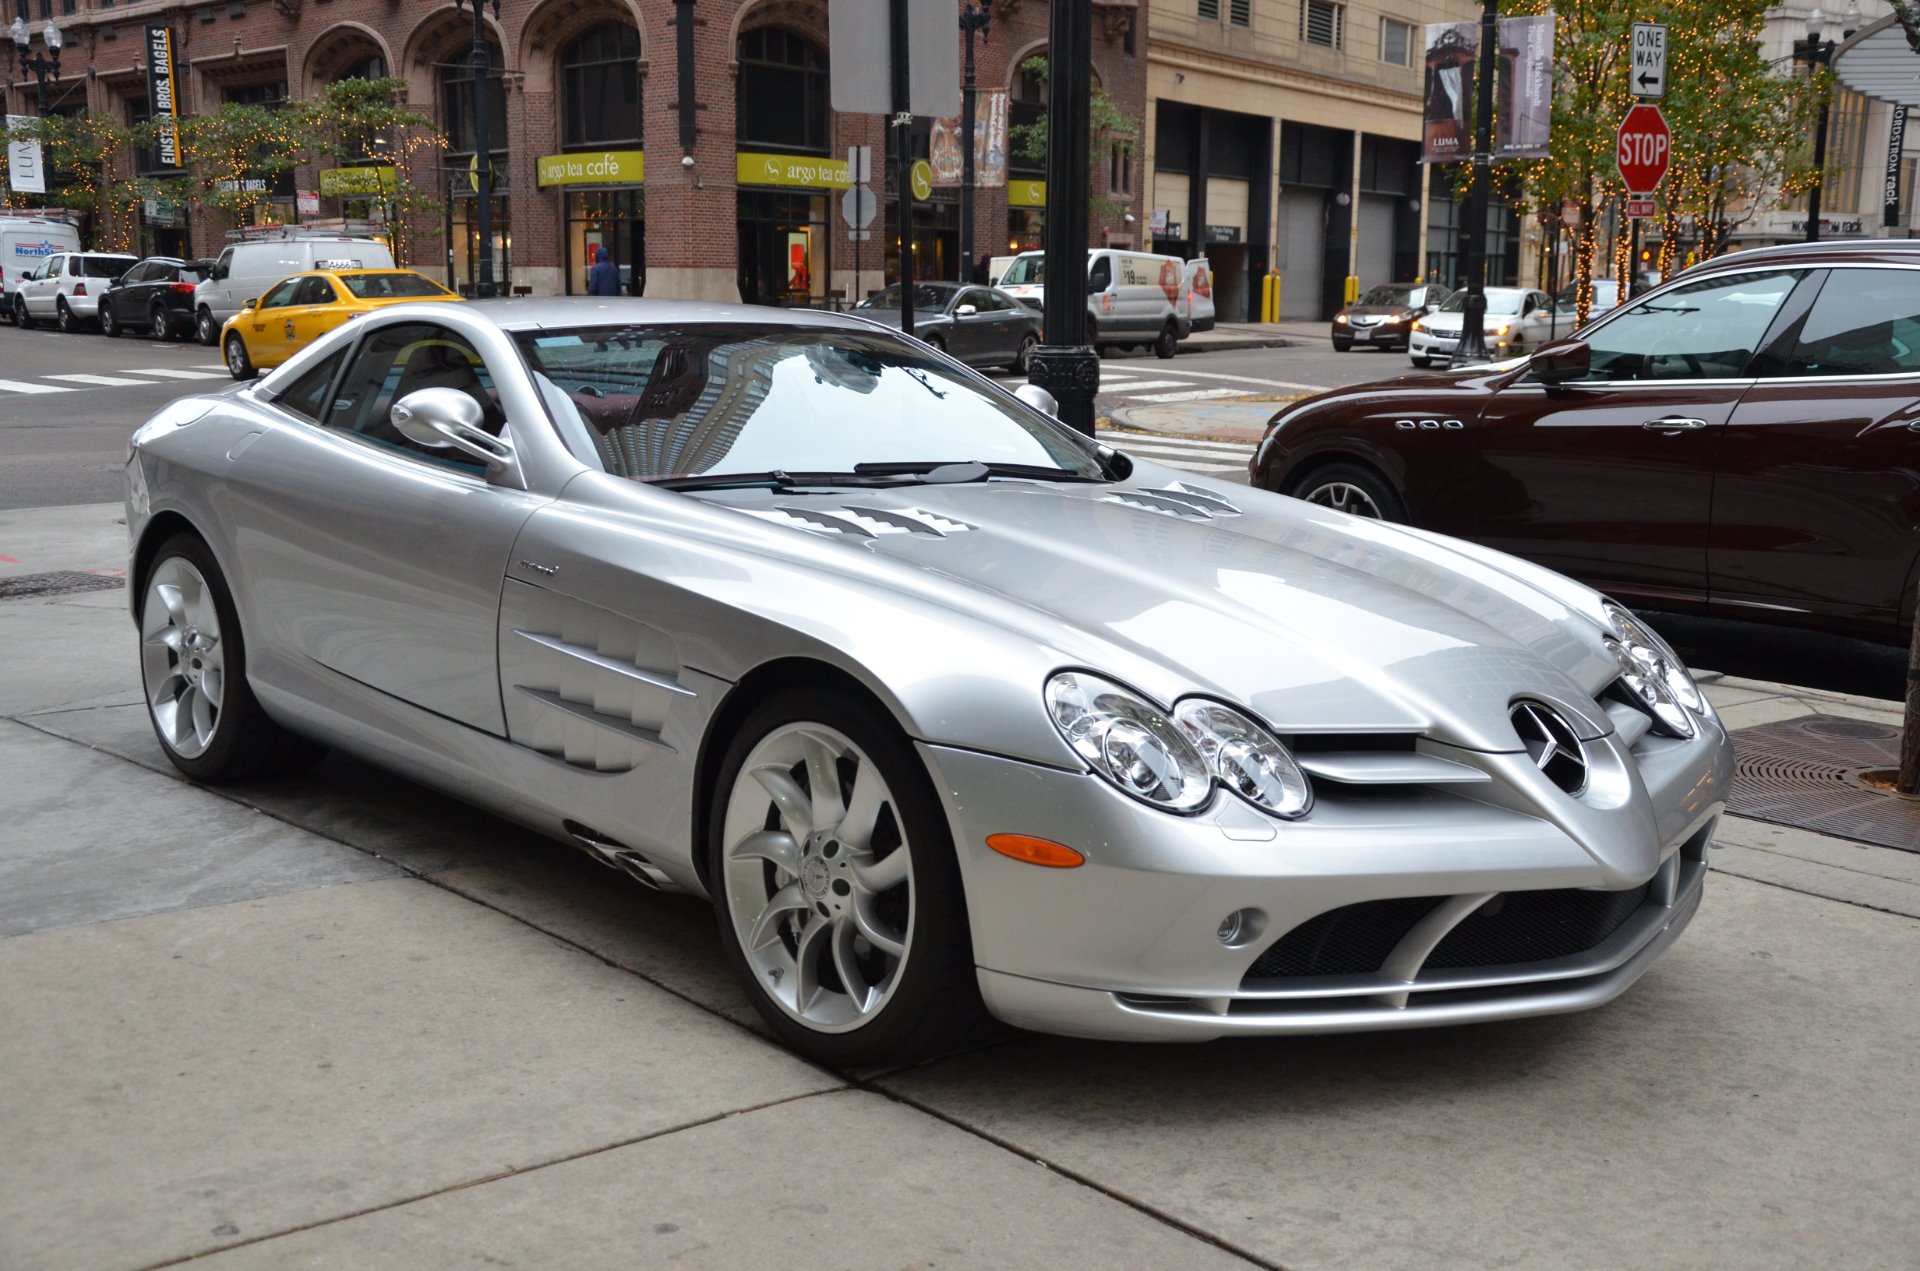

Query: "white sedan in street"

xmin=1409 ymin=286 xmax=1557 ymax=368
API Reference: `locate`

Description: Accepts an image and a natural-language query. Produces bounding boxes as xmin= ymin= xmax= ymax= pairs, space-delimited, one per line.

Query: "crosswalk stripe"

xmin=0 ymin=378 xmax=72 ymax=394
xmin=46 ymin=373 xmax=160 ymax=387
xmin=195 ymin=364 xmax=227 ymax=371
xmin=1135 ymin=458 xmax=1245 ymax=472
xmin=1109 ymin=440 xmax=1253 ymax=461
xmin=1098 ymin=432 xmax=1254 ymax=453
xmin=1148 ymin=368 xmax=1327 ymax=392
xmin=125 ymin=368 xmax=229 ymax=380
xmin=1128 ymin=388 xmax=1246 ymax=403
xmin=1099 ymin=380 xmax=1189 ymax=392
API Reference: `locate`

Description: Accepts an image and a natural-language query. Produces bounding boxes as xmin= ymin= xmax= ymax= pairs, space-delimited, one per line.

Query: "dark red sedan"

xmin=1250 ymin=240 xmax=1920 ymax=645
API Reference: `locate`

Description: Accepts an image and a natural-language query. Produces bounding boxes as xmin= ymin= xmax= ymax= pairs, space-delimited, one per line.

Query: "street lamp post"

xmin=1027 ymin=0 xmax=1097 ymax=436
xmin=10 ymin=16 xmax=61 ymax=114
xmin=957 ymin=0 xmax=991 ymax=284
xmin=1794 ymin=2 xmax=1860 ymax=244
xmin=452 ymin=0 xmax=499 ymax=298
xmin=1449 ymin=0 xmax=1497 ymax=369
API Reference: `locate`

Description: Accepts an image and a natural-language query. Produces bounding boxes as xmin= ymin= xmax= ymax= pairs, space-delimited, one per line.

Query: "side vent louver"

xmin=741 ymin=505 xmax=976 ymax=539
xmin=1103 ymin=483 xmax=1243 ymax=521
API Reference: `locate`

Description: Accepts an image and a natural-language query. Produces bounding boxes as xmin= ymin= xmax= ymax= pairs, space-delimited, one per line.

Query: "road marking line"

xmin=1151 ymin=368 xmax=1328 ymax=391
xmin=0 ymin=378 xmax=75 ymax=393
xmin=124 ymin=368 xmax=229 ymax=379
xmin=1099 ymin=380 xmax=1189 ymax=392
xmin=46 ymin=373 xmax=160 ymax=387
xmin=1127 ymin=388 xmax=1247 ymax=403
xmin=195 ymin=364 xmax=228 ymax=371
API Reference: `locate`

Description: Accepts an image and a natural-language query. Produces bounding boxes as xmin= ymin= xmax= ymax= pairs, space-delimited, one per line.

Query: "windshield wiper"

xmin=647 ymin=469 xmax=913 ymax=492
xmin=852 ymin=460 xmax=1103 ymax=484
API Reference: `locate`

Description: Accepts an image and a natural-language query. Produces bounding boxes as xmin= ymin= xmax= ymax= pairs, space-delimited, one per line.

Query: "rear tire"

xmin=1288 ymin=461 xmax=1408 ymax=523
xmin=224 ymin=332 xmax=255 ymax=380
xmin=1154 ymin=321 xmax=1178 ymax=359
xmin=709 ymin=687 xmax=990 ymax=1066
xmin=1009 ymin=332 xmax=1037 ymax=373
xmin=150 ymin=301 xmax=175 ymax=341
xmin=138 ymin=532 xmax=324 ymax=782
xmin=55 ymin=298 xmax=77 ymax=334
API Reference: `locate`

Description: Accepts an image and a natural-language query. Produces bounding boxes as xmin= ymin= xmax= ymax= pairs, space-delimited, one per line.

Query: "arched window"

xmin=1009 ymin=54 xmax=1046 ymax=177
xmin=562 ymin=22 xmax=642 ymax=149
xmin=441 ymin=41 xmax=507 ymax=158
xmin=338 ymin=53 xmax=389 ymax=82
xmin=736 ymin=27 xmax=827 ymax=154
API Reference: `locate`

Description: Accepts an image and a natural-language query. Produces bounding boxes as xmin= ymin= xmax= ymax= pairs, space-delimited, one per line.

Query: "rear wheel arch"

xmin=690 ymin=657 xmax=916 ymax=897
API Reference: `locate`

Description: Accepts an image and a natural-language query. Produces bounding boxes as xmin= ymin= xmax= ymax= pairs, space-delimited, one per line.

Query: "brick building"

xmin=21 ymin=0 xmax=1145 ymax=303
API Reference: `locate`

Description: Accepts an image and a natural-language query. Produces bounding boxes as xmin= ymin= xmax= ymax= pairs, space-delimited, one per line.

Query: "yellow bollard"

xmin=1344 ymin=275 xmax=1360 ymax=304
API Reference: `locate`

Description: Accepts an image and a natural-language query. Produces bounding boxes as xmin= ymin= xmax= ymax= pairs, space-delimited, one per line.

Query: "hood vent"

xmin=742 ymin=504 xmax=975 ymax=539
xmin=1103 ymin=483 xmax=1243 ymax=521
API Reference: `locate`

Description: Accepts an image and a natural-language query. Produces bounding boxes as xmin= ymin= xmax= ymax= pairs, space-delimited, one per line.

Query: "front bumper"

xmin=920 ymin=708 xmax=1731 ymax=1042
xmin=1337 ymin=320 xmax=1409 ymax=345
xmin=1410 ymin=328 xmax=1521 ymax=360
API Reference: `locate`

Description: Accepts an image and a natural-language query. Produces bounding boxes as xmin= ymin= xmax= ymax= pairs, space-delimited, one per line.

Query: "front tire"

xmin=1289 ymin=461 xmax=1407 ymax=522
xmin=1332 ymin=336 xmax=1353 ymax=352
xmin=1410 ymin=355 xmax=1431 ymax=369
xmin=924 ymin=333 xmax=946 ymax=354
xmin=225 ymin=332 xmax=255 ymax=380
xmin=709 ymin=688 xmax=987 ymax=1066
xmin=196 ymin=306 xmax=218 ymax=346
xmin=138 ymin=533 xmax=324 ymax=782
xmin=100 ymin=303 xmax=121 ymax=338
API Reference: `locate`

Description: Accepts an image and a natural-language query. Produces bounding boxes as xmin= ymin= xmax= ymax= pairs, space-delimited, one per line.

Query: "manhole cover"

xmin=1729 ymin=714 xmax=1920 ymax=853
xmin=0 ymin=570 xmax=125 ymax=601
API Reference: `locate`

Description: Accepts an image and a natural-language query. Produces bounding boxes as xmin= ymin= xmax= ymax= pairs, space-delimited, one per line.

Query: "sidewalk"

xmin=2 ymin=503 xmax=1917 ymax=1269
xmin=1178 ymin=319 xmax=1318 ymax=354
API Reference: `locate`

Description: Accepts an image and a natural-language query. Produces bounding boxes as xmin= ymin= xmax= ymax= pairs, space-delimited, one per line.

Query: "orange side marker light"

xmin=985 ymin=834 xmax=1086 ymax=868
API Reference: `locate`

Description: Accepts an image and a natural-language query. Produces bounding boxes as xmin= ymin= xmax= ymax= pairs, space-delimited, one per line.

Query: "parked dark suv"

xmin=99 ymin=257 xmax=209 ymax=341
xmin=1251 ymin=239 xmax=1920 ymax=645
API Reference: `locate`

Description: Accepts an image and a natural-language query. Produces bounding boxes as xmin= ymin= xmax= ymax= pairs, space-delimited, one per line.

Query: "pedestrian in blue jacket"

xmin=587 ymin=246 xmax=619 ymax=296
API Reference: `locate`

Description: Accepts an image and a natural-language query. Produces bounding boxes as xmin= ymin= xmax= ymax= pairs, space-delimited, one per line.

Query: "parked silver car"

xmin=125 ymin=298 xmax=1732 ymax=1063
xmin=853 ymin=281 xmax=1041 ymax=372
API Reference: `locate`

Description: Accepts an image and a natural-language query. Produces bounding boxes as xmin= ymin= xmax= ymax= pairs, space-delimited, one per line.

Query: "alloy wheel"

xmin=150 ymin=303 xmax=173 ymax=340
xmin=140 ymin=556 xmax=226 ymax=759
xmin=225 ymin=335 xmax=251 ymax=378
xmin=720 ymin=723 xmax=914 ymax=1033
xmin=1305 ymin=481 xmax=1384 ymax=519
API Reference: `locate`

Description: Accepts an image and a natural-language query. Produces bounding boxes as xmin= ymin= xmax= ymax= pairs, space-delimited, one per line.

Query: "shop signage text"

xmin=537 ymin=151 xmax=645 ymax=187
xmin=146 ymin=25 xmax=183 ymax=169
xmin=736 ymin=152 xmax=852 ymax=189
xmin=320 ymin=165 xmax=398 ymax=196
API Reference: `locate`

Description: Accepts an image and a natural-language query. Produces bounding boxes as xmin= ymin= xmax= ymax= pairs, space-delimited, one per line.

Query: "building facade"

xmin=12 ymin=0 xmax=1145 ymax=303
xmin=1142 ymin=0 xmax=1483 ymax=322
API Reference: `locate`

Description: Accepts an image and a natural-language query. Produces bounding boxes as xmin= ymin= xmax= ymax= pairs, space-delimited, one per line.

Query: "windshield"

xmin=998 ymin=256 xmax=1043 ymax=286
xmin=83 ymin=256 xmax=135 ymax=278
xmin=517 ymin=325 xmax=1103 ymax=484
xmin=1358 ymin=285 xmax=1414 ymax=307
xmin=1438 ymin=290 xmax=1525 ymax=316
xmin=857 ymin=283 xmax=956 ymax=312
xmin=338 ymin=272 xmax=452 ymax=299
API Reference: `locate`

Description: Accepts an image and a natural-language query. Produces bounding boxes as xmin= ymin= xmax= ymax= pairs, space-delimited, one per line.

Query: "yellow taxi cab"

xmin=221 ymin=268 xmax=462 ymax=380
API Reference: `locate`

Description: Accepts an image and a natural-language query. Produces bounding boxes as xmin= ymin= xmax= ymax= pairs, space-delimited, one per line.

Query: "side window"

xmin=294 ymin=277 xmax=336 ymax=306
xmin=214 ymin=248 xmax=233 ymax=280
xmin=325 ymin=322 xmax=506 ymax=470
xmin=977 ymin=290 xmax=1011 ymax=312
xmin=46 ymin=256 xmax=64 ymax=278
xmin=120 ymin=263 xmax=147 ymax=285
xmin=273 ymin=350 xmax=348 ymax=421
xmin=1781 ymin=269 xmax=1920 ymax=377
xmin=1087 ymin=257 xmax=1112 ymax=292
xmin=257 ymin=279 xmax=303 ymax=310
xmin=1576 ymin=270 xmax=1803 ymax=382
xmin=956 ymin=288 xmax=986 ymax=312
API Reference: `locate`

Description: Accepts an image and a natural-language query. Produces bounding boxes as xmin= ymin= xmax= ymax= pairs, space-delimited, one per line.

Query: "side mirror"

xmin=242 ymin=298 xmax=258 ymax=311
xmin=390 ymin=387 xmax=514 ymax=473
xmin=1013 ymin=383 xmax=1059 ymax=418
xmin=955 ymin=303 xmax=978 ymax=317
xmin=1531 ymin=338 xmax=1591 ymax=385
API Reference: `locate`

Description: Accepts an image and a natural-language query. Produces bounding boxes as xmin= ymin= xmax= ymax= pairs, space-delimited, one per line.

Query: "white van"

xmin=0 ymin=216 xmax=82 ymax=319
xmin=995 ymin=248 xmax=1192 ymax=357
xmin=195 ymin=233 xmax=395 ymax=345
xmin=1180 ymin=258 xmax=1216 ymax=334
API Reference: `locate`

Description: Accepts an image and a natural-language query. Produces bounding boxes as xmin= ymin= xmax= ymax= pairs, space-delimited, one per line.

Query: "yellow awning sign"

xmin=319 ymin=166 xmax=397 ymax=197
xmin=537 ymin=151 xmax=645 ymax=187
xmin=1008 ymin=179 xmax=1046 ymax=208
xmin=736 ymin=151 xmax=852 ymax=189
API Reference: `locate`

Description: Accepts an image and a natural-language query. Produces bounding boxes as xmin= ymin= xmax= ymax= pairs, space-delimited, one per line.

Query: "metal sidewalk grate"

xmin=0 ymin=570 xmax=125 ymax=601
xmin=1728 ymin=713 xmax=1920 ymax=854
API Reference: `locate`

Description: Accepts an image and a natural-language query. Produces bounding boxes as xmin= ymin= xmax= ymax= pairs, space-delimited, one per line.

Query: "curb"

xmin=1178 ymin=335 xmax=1296 ymax=354
xmin=1107 ymin=402 xmax=1271 ymax=445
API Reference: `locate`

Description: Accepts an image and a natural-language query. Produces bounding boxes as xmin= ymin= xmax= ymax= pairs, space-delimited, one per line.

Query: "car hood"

xmin=704 ymin=469 xmax=1619 ymax=752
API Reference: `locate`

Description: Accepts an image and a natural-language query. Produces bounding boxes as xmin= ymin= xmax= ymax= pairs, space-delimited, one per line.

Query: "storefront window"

xmin=736 ymin=27 xmax=828 ymax=154
xmin=449 ymin=196 xmax=511 ymax=295
xmin=1009 ymin=210 xmax=1043 ymax=253
xmin=567 ymin=189 xmax=645 ymax=295
xmin=739 ymin=189 xmax=827 ymax=307
xmin=563 ymin=22 xmax=642 ymax=149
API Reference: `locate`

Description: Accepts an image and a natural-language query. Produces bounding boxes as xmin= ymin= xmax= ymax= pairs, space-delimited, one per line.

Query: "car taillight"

xmin=171 ymin=283 xmax=195 ymax=294
xmin=73 ymin=282 xmax=87 ymax=297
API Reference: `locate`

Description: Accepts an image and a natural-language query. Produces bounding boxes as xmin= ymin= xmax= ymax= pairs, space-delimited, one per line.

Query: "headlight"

xmin=1603 ymin=602 xmax=1704 ymax=736
xmin=1173 ymin=700 xmax=1313 ymax=819
xmin=1334 ymin=313 xmax=1348 ymax=324
xmin=1492 ymin=323 xmax=1511 ymax=336
xmin=1410 ymin=319 xmax=1422 ymax=331
xmin=1045 ymin=672 xmax=1211 ymax=811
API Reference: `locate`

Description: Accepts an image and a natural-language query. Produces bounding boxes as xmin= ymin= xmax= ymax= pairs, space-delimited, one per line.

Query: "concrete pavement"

xmin=3 ymin=502 xmax=1917 ymax=1269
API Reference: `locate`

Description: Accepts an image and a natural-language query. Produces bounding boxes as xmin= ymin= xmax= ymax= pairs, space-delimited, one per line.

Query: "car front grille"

xmin=1242 ymin=884 xmax=1653 ymax=986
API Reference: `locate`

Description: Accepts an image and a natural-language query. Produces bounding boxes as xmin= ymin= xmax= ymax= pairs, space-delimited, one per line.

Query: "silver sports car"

xmin=126 ymin=298 xmax=1733 ymax=1064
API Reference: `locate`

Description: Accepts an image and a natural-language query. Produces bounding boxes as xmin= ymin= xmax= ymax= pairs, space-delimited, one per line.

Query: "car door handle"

xmin=1642 ymin=416 xmax=1709 ymax=433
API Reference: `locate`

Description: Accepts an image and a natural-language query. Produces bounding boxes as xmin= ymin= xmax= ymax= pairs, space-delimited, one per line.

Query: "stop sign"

xmin=1617 ymin=104 xmax=1671 ymax=195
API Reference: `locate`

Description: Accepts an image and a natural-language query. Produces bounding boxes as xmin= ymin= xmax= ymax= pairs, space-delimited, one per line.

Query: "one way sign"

xmin=1632 ymin=23 xmax=1667 ymax=99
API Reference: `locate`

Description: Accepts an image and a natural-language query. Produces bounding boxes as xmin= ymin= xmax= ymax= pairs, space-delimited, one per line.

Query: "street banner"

xmin=1887 ymin=105 xmax=1908 ymax=228
xmin=6 ymin=114 xmax=45 ymax=194
xmin=145 ymin=25 xmax=183 ymax=170
xmin=1497 ymin=13 xmax=1555 ymax=159
xmin=1422 ymin=22 xmax=1476 ymax=163
xmin=929 ymin=91 xmax=1008 ymax=189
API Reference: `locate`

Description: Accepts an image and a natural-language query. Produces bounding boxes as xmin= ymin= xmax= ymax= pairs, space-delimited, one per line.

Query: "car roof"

xmin=1675 ymin=238 xmax=1920 ymax=280
xmin=456 ymin=296 xmax=886 ymax=334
